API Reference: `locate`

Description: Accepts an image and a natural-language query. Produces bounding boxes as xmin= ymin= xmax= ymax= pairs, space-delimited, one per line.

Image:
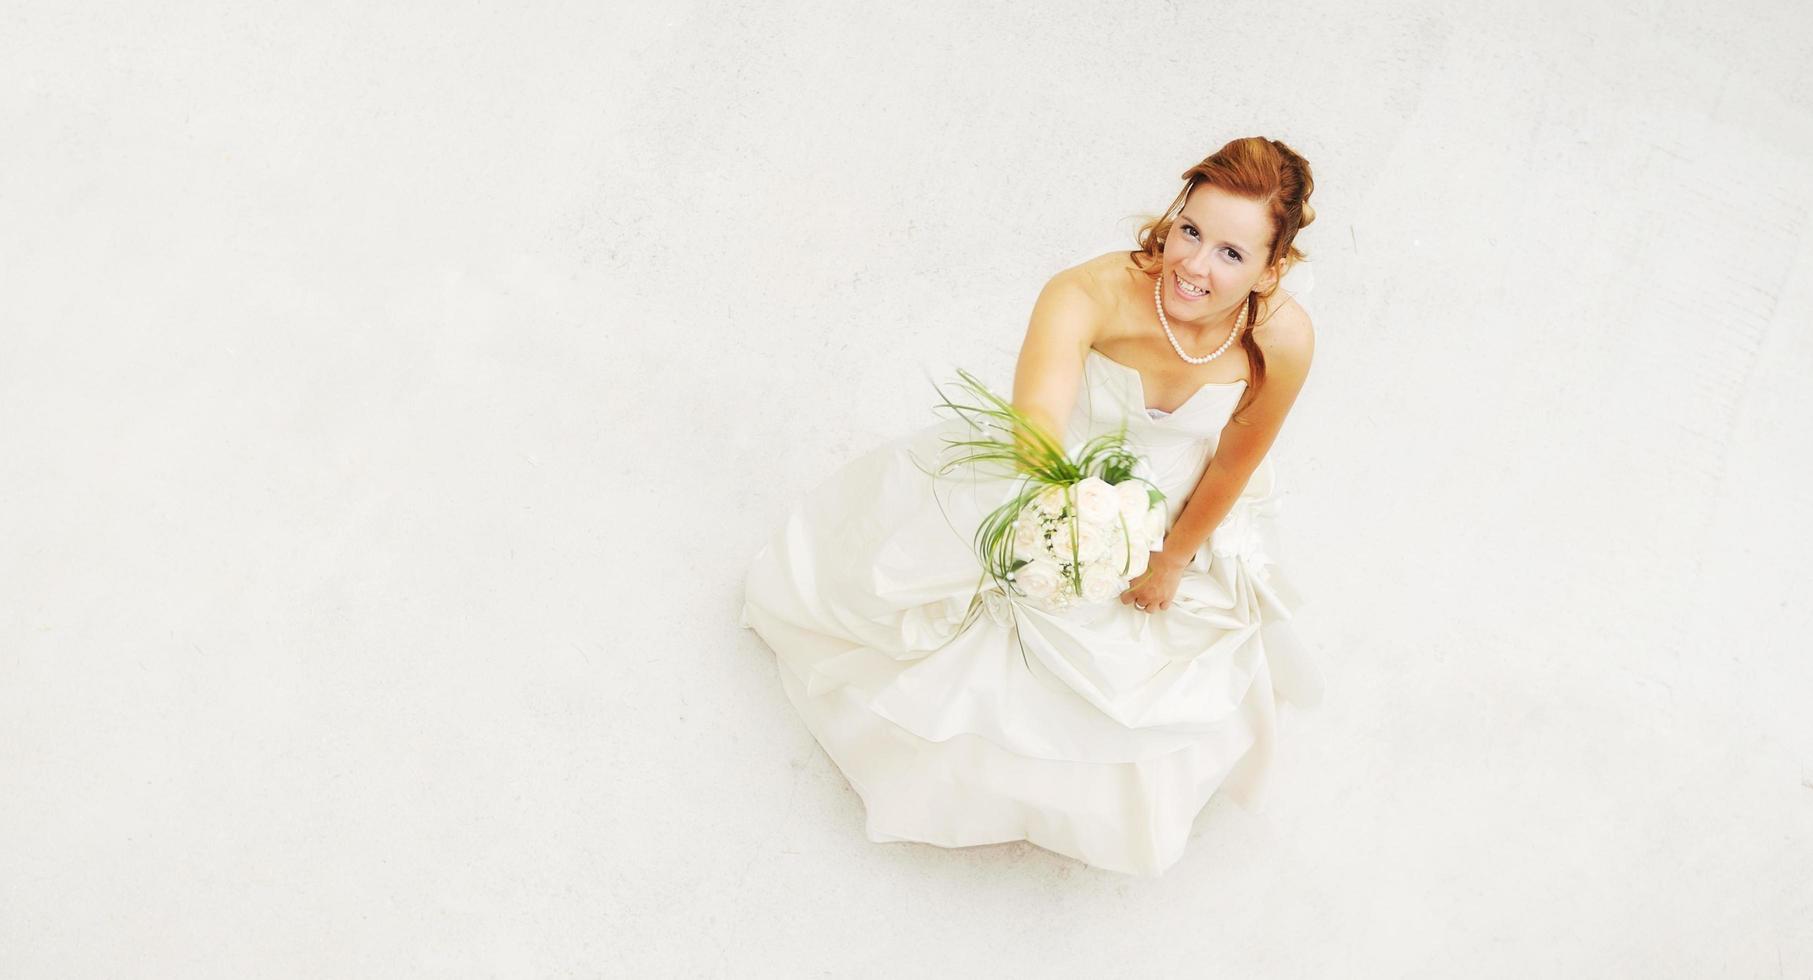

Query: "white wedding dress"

xmin=738 ymin=267 xmax=1326 ymax=877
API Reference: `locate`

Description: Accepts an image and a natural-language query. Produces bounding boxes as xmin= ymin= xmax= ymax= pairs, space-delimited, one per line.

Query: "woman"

xmin=740 ymin=136 xmax=1327 ymax=877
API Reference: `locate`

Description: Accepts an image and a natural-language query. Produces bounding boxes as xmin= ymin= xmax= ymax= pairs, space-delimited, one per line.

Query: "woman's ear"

xmin=1258 ymin=261 xmax=1284 ymax=295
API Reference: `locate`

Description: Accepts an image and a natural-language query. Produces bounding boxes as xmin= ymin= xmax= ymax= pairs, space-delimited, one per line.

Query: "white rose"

xmin=1014 ymin=559 xmax=1063 ymax=600
xmin=1073 ymin=519 xmax=1110 ymax=564
xmin=1049 ymin=517 xmax=1107 ymax=564
xmin=1124 ymin=542 xmax=1151 ymax=579
xmin=1080 ymin=562 xmax=1122 ymax=603
xmin=1114 ymin=480 xmax=1151 ymax=525
xmin=1106 ymin=518 xmax=1129 ymax=549
xmin=1035 ymin=484 xmax=1068 ymax=516
xmin=1012 ymin=516 xmax=1043 ymax=555
xmin=1101 ymin=524 xmax=1140 ymax=575
xmin=1110 ymin=507 xmax=1147 ymax=551
xmin=1143 ymin=505 xmax=1167 ymax=546
xmin=1072 ymin=477 xmax=1119 ymax=526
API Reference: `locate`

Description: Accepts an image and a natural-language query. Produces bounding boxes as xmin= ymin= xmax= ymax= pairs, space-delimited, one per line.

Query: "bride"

xmin=740 ymin=136 xmax=1325 ymax=877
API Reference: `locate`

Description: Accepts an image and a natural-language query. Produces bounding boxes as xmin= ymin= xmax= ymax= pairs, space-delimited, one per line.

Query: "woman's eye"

xmin=1182 ymin=226 xmax=1239 ymax=261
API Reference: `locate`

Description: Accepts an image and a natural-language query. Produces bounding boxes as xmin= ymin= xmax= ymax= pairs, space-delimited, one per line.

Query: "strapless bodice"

xmin=1065 ymin=347 xmax=1255 ymax=517
xmin=1074 ymin=348 xmax=1246 ymax=435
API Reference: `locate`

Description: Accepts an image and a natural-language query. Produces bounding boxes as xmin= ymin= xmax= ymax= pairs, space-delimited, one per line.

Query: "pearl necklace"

xmin=1154 ymin=274 xmax=1247 ymax=365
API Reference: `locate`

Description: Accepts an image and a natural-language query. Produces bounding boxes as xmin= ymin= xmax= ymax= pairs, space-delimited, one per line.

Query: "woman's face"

xmin=1160 ymin=183 xmax=1281 ymax=327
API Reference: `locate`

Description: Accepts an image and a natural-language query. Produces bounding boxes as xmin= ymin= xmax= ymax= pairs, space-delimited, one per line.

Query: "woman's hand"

xmin=1120 ymin=550 xmax=1190 ymax=613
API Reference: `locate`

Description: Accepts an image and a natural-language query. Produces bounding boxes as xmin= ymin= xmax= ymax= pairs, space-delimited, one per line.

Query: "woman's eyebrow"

xmin=1178 ymin=217 xmax=1251 ymax=253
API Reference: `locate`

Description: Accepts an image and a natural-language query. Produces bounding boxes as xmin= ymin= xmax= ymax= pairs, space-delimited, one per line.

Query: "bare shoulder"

xmin=1072 ymin=250 xmax=1141 ymax=293
xmin=1069 ymin=250 xmax=1147 ymax=332
xmin=1027 ymin=253 xmax=1126 ymax=338
xmin=1253 ymin=291 xmax=1315 ymax=376
xmin=1020 ymin=261 xmax=1105 ymax=357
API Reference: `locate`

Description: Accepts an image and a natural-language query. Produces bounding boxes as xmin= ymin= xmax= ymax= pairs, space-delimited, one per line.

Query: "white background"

xmin=3 ymin=0 xmax=1810 ymax=976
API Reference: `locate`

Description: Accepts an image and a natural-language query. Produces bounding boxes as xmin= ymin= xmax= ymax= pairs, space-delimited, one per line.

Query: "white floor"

xmin=4 ymin=1 xmax=1810 ymax=976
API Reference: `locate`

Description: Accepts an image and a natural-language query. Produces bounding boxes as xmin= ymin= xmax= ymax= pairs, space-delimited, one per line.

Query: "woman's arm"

xmin=1009 ymin=271 xmax=1099 ymax=456
xmin=1155 ymin=308 xmax=1316 ymax=568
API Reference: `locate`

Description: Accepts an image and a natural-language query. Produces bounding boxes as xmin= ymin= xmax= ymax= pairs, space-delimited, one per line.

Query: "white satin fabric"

xmin=739 ymin=272 xmax=1326 ymax=877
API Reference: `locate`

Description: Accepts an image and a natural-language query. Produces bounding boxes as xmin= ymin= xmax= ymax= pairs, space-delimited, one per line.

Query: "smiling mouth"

xmin=1173 ymin=271 xmax=1208 ymax=298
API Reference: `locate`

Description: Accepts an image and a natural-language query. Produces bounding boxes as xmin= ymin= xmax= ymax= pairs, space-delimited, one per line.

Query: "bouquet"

xmin=912 ymin=367 xmax=1169 ymax=627
xmin=1007 ymin=475 xmax=1167 ymax=610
